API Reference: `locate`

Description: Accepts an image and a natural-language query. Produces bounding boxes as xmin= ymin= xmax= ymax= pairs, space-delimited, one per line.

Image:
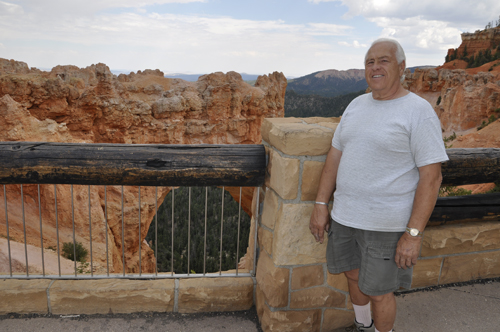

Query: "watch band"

xmin=315 ymin=201 xmax=328 ymax=206
xmin=405 ymin=227 xmax=423 ymax=237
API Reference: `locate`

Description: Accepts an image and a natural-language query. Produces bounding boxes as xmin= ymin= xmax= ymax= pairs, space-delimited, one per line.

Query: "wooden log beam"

xmin=0 ymin=142 xmax=266 ymax=187
xmin=441 ymin=148 xmax=500 ymax=186
xmin=429 ymin=193 xmax=500 ymax=226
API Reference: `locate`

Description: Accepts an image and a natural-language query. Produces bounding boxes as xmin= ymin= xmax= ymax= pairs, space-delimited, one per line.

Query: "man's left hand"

xmin=395 ymin=232 xmax=422 ymax=269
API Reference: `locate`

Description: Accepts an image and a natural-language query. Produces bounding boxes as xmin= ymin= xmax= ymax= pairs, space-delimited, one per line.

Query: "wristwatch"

xmin=405 ymin=227 xmax=423 ymax=237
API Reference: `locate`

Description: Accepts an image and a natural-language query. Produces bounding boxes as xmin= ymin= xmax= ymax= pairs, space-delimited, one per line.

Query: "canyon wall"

xmin=0 ymin=58 xmax=287 ymax=274
xmin=406 ymin=64 xmax=500 ymax=139
xmin=447 ymin=27 xmax=500 ymax=59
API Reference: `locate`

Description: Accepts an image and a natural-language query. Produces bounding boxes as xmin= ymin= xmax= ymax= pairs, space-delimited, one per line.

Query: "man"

xmin=309 ymin=38 xmax=449 ymax=332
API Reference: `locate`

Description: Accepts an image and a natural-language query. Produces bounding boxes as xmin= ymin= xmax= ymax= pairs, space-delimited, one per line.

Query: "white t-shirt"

xmin=331 ymin=92 xmax=449 ymax=232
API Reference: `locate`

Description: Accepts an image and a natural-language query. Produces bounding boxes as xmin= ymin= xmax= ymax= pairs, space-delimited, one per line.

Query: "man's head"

xmin=364 ymin=38 xmax=407 ymax=100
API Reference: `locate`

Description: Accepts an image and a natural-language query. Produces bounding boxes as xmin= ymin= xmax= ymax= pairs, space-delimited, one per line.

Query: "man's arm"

xmin=395 ymin=162 xmax=443 ymax=269
xmin=309 ymin=146 xmax=342 ymax=244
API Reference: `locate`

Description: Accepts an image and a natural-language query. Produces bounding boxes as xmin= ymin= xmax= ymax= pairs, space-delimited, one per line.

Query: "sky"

xmin=1 ymin=0 xmax=499 ymax=78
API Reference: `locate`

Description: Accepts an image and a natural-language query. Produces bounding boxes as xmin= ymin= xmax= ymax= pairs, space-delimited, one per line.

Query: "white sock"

xmin=375 ymin=328 xmax=393 ymax=332
xmin=352 ymin=302 xmax=372 ymax=327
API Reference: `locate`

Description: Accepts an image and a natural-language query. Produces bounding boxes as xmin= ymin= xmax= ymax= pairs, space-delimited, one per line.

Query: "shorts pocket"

xmin=367 ymin=245 xmax=397 ymax=260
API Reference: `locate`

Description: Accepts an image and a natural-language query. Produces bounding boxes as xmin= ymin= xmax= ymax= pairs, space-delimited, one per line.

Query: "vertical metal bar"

xmin=3 ymin=185 xmax=12 ymax=277
xmin=21 ymin=185 xmax=29 ymax=277
xmin=187 ymin=187 xmax=191 ymax=276
xmin=104 ymin=186 xmax=109 ymax=277
xmin=236 ymin=187 xmax=242 ymax=275
xmin=219 ymin=186 xmax=224 ymax=275
xmin=138 ymin=186 xmax=142 ymax=276
xmin=54 ymin=185 xmax=61 ymax=277
xmin=203 ymin=187 xmax=207 ymax=276
xmin=71 ymin=185 xmax=77 ymax=276
xmin=88 ymin=185 xmax=93 ymax=277
xmin=155 ymin=186 xmax=158 ymax=276
xmin=171 ymin=187 xmax=174 ymax=276
xmin=252 ymin=188 xmax=260 ymax=276
xmin=121 ymin=185 xmax=125 ymax=277
xmin=38 ymin=185 xmax=45 ymax=277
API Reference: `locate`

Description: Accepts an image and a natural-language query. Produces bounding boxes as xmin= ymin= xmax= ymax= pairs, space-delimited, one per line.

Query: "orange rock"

xmin=0 ymin=58 xmax=287 ymax=274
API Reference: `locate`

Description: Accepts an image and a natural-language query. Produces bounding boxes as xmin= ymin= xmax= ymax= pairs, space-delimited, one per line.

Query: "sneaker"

xmin=353 ymin=319 xmax=375 ymax=332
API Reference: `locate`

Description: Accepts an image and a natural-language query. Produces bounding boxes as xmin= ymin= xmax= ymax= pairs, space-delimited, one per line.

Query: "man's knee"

xmin=368 ymin=292 xmax=394 ymax=303
xmin=344 ymin=268 xmax=360 ymax=282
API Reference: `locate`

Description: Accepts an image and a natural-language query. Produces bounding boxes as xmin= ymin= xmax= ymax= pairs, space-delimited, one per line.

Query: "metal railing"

xmin=0 ymin=142 xmax=266 ymax=279
xmin=1 ymin=184 xmax=256 ymax=280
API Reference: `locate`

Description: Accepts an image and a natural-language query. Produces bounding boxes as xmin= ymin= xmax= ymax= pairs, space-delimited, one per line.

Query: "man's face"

xmin=364 ymin=42 xmax=405 ymax=100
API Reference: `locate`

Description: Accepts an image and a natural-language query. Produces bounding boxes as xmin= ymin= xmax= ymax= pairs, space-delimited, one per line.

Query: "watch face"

xmin=410 ymin=228 xmax=419 ymax=236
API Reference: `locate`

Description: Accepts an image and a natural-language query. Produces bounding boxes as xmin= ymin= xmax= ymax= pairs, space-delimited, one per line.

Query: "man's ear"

xmin=399 ymin=60 xmax=406 ymax=74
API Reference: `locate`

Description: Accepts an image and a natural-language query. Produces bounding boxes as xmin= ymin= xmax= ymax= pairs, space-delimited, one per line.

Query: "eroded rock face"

xmin=0 ymin=58 xmax=287 ymax=274
xmin=406 ymin=66 xmax=500 ymax=139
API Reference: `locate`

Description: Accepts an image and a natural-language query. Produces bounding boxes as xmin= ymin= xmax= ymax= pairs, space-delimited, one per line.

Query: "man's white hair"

xmin=365 ymin=38 xmax=407 ymax=82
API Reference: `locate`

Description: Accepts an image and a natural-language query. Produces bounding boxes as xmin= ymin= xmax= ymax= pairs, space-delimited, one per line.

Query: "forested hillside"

xmin=146 ymin=187 xmax=250 ymax=274
xmin=287 ymin=69 xmax=367 ymax=97
xmin=284 ymin=89 xmax=365 ymax=118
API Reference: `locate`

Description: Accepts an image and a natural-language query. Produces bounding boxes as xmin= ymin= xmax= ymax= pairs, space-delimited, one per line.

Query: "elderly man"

xmin=309 ymin=38 xmax=448 ymax=332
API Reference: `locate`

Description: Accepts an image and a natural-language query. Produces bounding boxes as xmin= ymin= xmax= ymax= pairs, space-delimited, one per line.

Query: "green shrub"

xmin=439 ymin=186 xmax=472 ymax=197
xmin=62 ymin=241 xmax=88 ymax=263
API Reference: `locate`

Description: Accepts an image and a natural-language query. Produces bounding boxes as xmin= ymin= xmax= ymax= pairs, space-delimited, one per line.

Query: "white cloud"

xmin=325 ymin=0 xmax=500 ymax=66
xmin=308 ymin=0 xmax=337 ymax=3
xmin=0 ymin=5 xmax=359 ymax=76
xmin=338 ymin=40 xmax=367 ymax=48
xmin=306 ymin=23 xmax=352 ymax=35
xmin=0 ymin=1 xmax=24 ymax=15
xmin=336 ymin=0 xmax=500 ymax=27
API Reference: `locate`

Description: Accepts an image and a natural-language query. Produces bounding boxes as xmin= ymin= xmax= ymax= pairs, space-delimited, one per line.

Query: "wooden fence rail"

xmin=0 ymin=142 xmax=499 ymax=225
xmin=0 ymin=142 xmax=266 ymax=187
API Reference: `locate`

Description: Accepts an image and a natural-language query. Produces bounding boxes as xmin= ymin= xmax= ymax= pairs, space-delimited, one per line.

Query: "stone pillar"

xmin=255 ymin=117 xmax=354 ymax=332
xmin=254 ymin=116 xmax=500 ymax=331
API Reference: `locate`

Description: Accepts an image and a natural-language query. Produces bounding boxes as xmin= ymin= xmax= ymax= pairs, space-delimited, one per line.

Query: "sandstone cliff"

xmin=406 ymin=63 xmax=500 ymax=138
xmin=0 ymin=58 xmax=287 ymax=274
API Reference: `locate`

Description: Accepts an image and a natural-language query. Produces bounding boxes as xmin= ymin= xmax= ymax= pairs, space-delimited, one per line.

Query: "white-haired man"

xmin=309 ymin=38 xmax=448 ymax=332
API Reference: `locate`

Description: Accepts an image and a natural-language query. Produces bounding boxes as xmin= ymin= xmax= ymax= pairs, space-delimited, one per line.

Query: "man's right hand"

xmin=309 ymin=204 xmax=330 ymax=244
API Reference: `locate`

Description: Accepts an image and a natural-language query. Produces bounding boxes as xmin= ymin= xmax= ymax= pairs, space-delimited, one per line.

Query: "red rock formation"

xmin=406 ymin=66 xmax=500 ymax=137
xmin=447 ymin=27 xmax=500 ymax=59
xmin=0 ymin=58 xmax=287 ymax=274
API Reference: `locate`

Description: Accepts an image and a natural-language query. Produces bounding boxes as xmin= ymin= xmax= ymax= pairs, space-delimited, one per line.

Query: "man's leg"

xmin=369 ymin=292 xmax=396 ymax=332
xmin=345 ymin=268 xmax=370 ymax=306
xmin=345 ymin=269 xmax=396 ymax=332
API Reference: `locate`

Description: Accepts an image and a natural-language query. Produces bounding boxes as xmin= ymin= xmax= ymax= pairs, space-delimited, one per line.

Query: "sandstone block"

xmin=322 ymin=308 xmax=355 ymax=331
xmin=255 ymin=283 xmax=266 ymax=321
xmin=290 ymin=286 xmax=346 ymax=309
xmin=291 ymin=264 xmax=324 ymax=290
xmin=262 ymin=118 xmax=302 ymax=144
xmin=255 ymin=252 xmax=289 ymax=308
xmin=268 ymin=152 xmax=300 ymax=200
xmin=301 ymin=161 xmax=326 ymax=201
xmin=0 ymin=279 xmax=51 ymax=314
xmin=49 ymin=279 xmax=175 ymax=314
xmin=263 ymin=118 xmax=334 ymax=156
xmin=411 ymin=258 xmax=443 ymax=288
xmin=440 ymin=250 xmax=500 ymax=284
xmin=261 ymin=308 xmax=321 ymax=332
xmin=273 ymin=204 xmax=327 ymax=266
xmin=421 ymin=222 xmax=500 ymax=257
xmin=261 ymin=188 xmax=279 ymax=230
xmin=326 ymin=272 xmax=349 ymax=292
xmin=178 ymin=277 xmax=253 ymax=313
xmin=258 ymin=226 xmax=273 ymax=256
xmin=302 ymin=117 xmax=341 ymax=125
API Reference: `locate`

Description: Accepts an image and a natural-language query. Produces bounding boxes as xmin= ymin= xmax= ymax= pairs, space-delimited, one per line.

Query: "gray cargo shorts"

xmin=326 ymin=219 xmax=413 ymax=296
